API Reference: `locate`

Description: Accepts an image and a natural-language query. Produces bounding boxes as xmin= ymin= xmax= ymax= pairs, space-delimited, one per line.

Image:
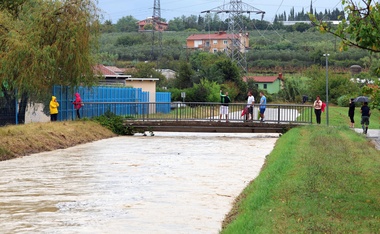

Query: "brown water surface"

xmin=0 ymin=132 xmax=278 ymax=234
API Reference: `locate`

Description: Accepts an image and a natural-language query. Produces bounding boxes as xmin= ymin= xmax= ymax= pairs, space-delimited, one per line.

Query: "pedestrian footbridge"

xmin=118 ymin=102 xmax=314 ymax=134
xmin=79 ymin=102 xmax=313 ymax=134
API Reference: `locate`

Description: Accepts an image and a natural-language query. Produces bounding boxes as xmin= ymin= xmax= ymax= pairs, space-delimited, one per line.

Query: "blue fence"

xmin=53 ymin=86 xmax=171 ymax=121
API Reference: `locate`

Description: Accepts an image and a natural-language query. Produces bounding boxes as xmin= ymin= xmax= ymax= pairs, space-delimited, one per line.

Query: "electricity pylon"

xmin=202 ymin=0 xmax=265 ymax=72
xmin=151 ymin=0 xmax=163 ymax=66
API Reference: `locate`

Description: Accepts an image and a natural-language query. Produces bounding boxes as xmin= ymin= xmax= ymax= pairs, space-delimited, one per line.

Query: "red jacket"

xmin=72 ymin=93 xmax=83 ymax=110
xmin=321 ymin=102 xmax=326 ymax=112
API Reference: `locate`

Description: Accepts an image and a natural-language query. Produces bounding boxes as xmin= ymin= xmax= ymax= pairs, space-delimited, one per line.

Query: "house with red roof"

xmin=243 ymin=73 xmax=284 ymax=94
xmin=93 ymin=64 xmax=131 ymax=85
xmin=138 ymin=17 xmax=168 ymax=32
xmin=93 ymin=64 xmax=159 ymax=103
xmin=186 ymin=31 xmax=249 ymax=53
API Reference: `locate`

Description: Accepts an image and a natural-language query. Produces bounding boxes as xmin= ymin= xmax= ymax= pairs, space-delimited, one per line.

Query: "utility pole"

xmin=202 ymin=0 xmax=265 ymax=73
xmin=151 ymin=0 xmax=163 ymax=67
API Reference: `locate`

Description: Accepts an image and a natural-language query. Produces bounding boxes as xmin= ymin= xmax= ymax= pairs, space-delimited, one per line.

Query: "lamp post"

xmin=323 ymin=53 xmax=329 ymax=126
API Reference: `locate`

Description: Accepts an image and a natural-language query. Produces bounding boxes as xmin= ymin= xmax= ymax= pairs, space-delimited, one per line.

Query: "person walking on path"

xmin=72 ymin=92 xmax=83 ymax=119
xmin=246 ymin=91 xmax=255 ymax=122
xmin=313 ymin=95 xmax=322 ymax=124
xmin=360 ymin=102 xmax=371 ymax=134
xmin=348 ymin=98 xmax=355 ymax=128
xmin=49 ymin=96 xmax=59 ymax=122
xmin=259 ymin=91 xmax=267 ymax=122
xmin=219 ymin=90 xmax=231 ymax=122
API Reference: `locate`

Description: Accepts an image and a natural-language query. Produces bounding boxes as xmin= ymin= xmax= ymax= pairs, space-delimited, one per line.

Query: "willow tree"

xmin=0 ymin=0 xmax=100 ymax=123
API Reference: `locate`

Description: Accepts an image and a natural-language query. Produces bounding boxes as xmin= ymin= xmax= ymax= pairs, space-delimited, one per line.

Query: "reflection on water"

xmin=0 ymin=132 xmax=278 ymax=234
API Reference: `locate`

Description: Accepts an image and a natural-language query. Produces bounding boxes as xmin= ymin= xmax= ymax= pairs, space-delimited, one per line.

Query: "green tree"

xmin=132 ymin=62 xmax=167 ymax=88
xmin=0 ymin=0 xmax=100 ymax=123
xmin=311 ymin=1 xmax=380 ymax=54
xmin=115 ymin=15 xmax=138 ymax=32
xmin=168 ymin=17 xmax=185 ymax=31
xmin=101 ymin=20 xmax=115 ymax=33
xmin=310 ymin=0 xmax=380 ymax=109
xmin=175 ymin=61 xmax=194 ymax=89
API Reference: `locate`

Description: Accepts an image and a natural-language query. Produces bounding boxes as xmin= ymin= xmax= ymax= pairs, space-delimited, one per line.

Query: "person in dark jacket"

xmin=72 ymin=92 xmax=83 ymax=119
xmin=360 ymin=102 xmax=371 ymax=134
xmin=219 ymin=90 xmax=231 ymax=122
xmin=348 ymin=98 xmax=355 ymax=128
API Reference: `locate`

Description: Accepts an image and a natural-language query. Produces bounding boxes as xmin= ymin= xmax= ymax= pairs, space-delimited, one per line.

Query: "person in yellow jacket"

xmin=49 ymin=96 xmax=59 ymax=121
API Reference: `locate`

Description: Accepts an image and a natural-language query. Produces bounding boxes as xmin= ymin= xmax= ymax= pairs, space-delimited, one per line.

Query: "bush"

xmin=337 ymin=95 xmax=354 ymax=107
xmin=92 ymin=110 xmax=127 ymax=135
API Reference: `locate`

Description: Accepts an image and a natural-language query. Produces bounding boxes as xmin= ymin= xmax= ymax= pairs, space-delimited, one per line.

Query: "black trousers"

xmin=76 ymin=109 xmax=81 ymax=119
xmin=349 ymin=114 xmax=354 ymax=123
xmin=314 ymin=109 xmax=321 ymax=124
xmin=50 ymin=114 xmax=58 ymax=121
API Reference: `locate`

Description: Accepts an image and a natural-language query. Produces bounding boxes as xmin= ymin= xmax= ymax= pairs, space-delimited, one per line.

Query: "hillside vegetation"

xmin=99 ymin=30 xmax=370 ymax=72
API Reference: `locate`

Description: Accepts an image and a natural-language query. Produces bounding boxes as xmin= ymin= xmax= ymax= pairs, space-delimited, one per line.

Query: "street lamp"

xmin=323 ymin=53 xmax=329 ymax=126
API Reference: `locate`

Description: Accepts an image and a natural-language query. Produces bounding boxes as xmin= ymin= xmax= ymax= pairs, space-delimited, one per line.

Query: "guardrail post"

xmin=277 ymin=105 xmax=281 ymax=124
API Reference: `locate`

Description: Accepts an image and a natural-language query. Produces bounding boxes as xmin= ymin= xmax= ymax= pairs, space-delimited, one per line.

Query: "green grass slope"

xmin=222 ymin=125 xmax=380 ymax=233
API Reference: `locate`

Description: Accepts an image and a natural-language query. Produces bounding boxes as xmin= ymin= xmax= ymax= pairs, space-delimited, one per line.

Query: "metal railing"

xmin=78 ymin=102 xmax=314 ymax=124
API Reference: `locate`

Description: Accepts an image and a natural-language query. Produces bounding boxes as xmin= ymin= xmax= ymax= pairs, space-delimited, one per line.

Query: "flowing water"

xmin=0 ymin=132 xmax=278 ymax=234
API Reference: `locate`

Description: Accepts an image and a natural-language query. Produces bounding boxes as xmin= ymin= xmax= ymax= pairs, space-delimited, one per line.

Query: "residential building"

xmin=94 ymin=64 xmax=159 ymax=103
xmin=93 ymin=64 xmax=131 ymax=85
xmin=244 ymin=73 xmax=284 ymax=94
xmin=186 ymin=31 xmax=249 ymax=54
xmin=137 ymin=17 xmax=168 ymax=32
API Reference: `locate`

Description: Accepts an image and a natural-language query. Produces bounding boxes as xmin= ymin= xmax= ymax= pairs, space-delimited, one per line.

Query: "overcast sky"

xmin=97 ymin=0 xmax=344 ymax=23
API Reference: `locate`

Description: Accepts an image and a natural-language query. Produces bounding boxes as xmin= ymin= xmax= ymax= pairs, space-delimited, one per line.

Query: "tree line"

xmin=101 ymin=6 xmax=345 ymax=33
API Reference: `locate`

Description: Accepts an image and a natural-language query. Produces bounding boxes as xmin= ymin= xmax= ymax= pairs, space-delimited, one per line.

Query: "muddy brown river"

xmin=0 ymin=132 xmax=278 ymax=234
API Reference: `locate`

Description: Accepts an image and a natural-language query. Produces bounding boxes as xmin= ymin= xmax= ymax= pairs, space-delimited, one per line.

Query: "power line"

xmin=201 ymin=0 xmax=265 ymax=73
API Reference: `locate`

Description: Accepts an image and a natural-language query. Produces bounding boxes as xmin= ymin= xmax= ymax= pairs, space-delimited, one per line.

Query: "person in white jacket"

xmin=246 ymin=91 xmax=255 ymax=121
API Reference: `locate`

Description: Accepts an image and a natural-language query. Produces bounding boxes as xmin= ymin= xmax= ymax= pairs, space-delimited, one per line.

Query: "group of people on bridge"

xmin=219 ymin=90 xmax=267 ymax=123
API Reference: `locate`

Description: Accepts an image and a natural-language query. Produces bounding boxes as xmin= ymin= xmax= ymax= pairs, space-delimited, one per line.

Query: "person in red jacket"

xmin=72 ymin=92 xmax=83 ymax=119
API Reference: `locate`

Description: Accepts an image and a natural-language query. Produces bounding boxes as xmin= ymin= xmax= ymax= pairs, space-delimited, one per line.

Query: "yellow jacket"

xmin=49 ymin=96 xmax=59 ymax=114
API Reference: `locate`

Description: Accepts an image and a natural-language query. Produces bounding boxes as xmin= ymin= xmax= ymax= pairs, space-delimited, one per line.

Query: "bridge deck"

xmin=125 ymin=120 xmax=301 ymax=134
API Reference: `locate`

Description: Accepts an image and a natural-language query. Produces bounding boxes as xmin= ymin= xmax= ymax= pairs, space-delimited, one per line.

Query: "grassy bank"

xmin=325 ymin=105 xmax=380 ymax=129
xmin=0 ymin=121 xmax=116 ymax=161
xmin=221 ymin=125 xmax=380 ymax=233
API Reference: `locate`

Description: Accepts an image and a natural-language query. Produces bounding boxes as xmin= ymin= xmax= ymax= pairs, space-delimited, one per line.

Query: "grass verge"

xmin=221 ymin=125 xmax=380 ymax=233
xmin=315 ymin=105 xmax=379 ymax=129
xmin=0 ymin=120 xmax=116 ymax=161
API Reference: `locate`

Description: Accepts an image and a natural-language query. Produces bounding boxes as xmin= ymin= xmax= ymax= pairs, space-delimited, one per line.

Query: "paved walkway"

xmin=353 ymin=128 xmax=380 ymax=150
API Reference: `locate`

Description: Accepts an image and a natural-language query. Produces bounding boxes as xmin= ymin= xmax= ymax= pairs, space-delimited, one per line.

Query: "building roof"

xmin=138 ymin=18 xmax=168 ymax=26
xmin=93 ymin=64 xmax=131 ymax=78
xmin=126 ymin=78 xmax=159 ymax=81
xmin=106 ymin=66 xmax=125 ymax=74
xmin=187 ymin=31 xmax=240 ymax=40
xmin=243 ymin=75 xmax=283 ymax=83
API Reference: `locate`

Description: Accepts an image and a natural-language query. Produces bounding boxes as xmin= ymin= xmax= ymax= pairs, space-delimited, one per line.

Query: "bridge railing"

xmin=80 ymin=102 xmax=314 ymax=124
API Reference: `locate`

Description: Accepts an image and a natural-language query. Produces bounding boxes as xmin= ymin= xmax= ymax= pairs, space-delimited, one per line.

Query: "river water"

xmin=0 ymin=132 xmax=278 ymax=234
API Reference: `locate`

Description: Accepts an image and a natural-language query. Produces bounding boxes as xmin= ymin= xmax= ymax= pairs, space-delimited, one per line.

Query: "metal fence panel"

xmin=52 ymin=86 xmax=171 ymax=121
xmin=156 ymin=92 xmax=171 ymax=114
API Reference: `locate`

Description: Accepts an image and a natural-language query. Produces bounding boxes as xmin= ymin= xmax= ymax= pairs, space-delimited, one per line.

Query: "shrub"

xmin=92 ymin=110 xmax=127 ymax=135
xmin=337 ymin=95 xmax=353 ymax=107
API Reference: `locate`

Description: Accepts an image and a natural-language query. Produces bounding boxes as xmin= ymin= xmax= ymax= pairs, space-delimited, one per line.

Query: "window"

xmin=205 ymin=41 xmax=210 ymax=47
xmin=263 ymin=84 xmax=267 ymax=89
xmin=213 ymin=49 xmax=218 ymax=53
xmin=213 ymin=40 xmax=218 ymax=44
xmin=223 ymin=40 xmax=228 ymax=44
